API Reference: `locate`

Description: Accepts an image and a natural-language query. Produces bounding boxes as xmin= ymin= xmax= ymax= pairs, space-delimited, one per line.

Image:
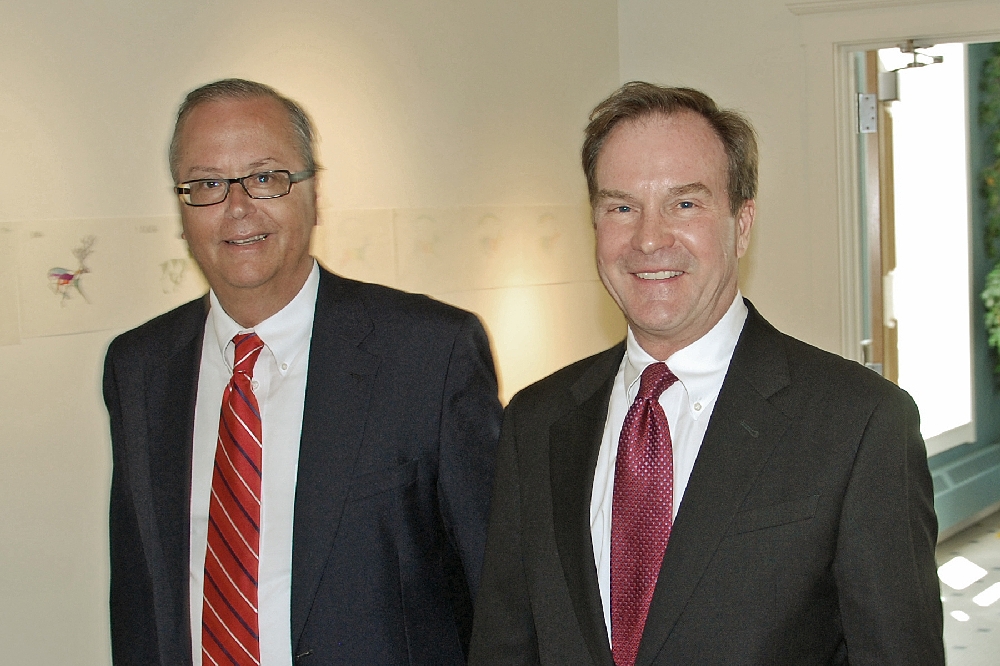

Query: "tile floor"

xmin=937 ymin=509 xmax=1000 ymax=665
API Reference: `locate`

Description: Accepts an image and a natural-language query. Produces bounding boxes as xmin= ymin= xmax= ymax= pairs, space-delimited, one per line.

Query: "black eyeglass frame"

xmin=174 ymin=169 xmax=315 ymax=207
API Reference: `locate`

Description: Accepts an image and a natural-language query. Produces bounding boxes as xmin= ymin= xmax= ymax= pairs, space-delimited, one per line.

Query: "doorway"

xmin=853 ymin=42 xmax=975 ymax=456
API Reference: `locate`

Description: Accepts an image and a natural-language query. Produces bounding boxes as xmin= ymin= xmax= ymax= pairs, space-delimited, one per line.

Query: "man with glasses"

xmin=104 ymin=79 xmax=501 ymax=665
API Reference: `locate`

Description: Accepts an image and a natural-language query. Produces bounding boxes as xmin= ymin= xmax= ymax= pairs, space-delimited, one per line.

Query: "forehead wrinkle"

xmin=183 ymin=157 xmax=282 ymax=179
xmin=596 ymin=181 xmax=713 ymax=202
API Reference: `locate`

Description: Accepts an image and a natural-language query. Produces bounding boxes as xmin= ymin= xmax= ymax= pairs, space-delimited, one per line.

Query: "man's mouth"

xmin=635 ymin=270 xmax=683 ymax=280
xmin=226 ymin=234 xmax=268 ymax=246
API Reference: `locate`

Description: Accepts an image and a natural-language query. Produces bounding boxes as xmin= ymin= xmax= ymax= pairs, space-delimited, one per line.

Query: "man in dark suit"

xmin=469 ymin=82 xmax=943 ymax=665
xmin=104 ymin=79 xmax=501 ymax=665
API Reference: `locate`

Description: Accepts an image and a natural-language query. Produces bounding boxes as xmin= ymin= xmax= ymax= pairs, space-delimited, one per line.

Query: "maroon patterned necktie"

xmin=203 ymin=332 xmax=264 ymax=666
xmin=611 ymin=362 xmax=679 ymax=666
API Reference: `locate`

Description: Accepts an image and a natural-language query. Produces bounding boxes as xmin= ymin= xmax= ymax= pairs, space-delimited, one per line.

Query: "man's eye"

xmin=614 ymin=205 xmax=632 ymax=213
xmin=202 ymin=180 xmax=224 ymax=190
xmin=253 ymin=173 xmax=273 ymax=184
xmin=678 ymin=200 xmax=694 ymax=209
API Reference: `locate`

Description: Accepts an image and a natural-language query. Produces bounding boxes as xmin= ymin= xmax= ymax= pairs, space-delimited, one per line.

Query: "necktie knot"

xmin=233 ymin=332 xmax=264 ymax=378
xmin=637 ymin=362 xmax=678 ymax=401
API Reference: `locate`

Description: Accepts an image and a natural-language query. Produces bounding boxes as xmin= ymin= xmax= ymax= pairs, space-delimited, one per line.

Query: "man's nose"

xmin=225 ymin=180 xmax=257 ymax=218
xmin=633 ymin=211 xmax=676 ymax=254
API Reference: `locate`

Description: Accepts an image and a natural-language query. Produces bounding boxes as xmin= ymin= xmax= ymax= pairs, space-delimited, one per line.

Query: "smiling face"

xmin=175 ymin=95 xmax=317 ymax=327
xmin=593 ymin=111 xmax=754 ymax=360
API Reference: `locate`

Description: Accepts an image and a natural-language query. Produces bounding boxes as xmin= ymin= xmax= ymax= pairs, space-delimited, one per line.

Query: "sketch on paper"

xmin=160 ymin=258 xmax=189 ymax=293
xmin=312 ymin=209 xmax=397 ymax=288
xmin=47 ymin=235 xmax=95 ymax=305
xmin=415 ymin=215 xmax=444 ymax=256
xmin=333 ymin=238 xmax=371 ymax=266
xmin=475 ymin=213 xmax=503 ymax=255
xmin=536 ymin=212 xmax=562 ymax=253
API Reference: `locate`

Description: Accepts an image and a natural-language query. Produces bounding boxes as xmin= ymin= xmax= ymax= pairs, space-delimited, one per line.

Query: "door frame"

xmin=828 ymin=28 xmax=1000 ymax=361
xmin=833 ymin=36 xmax=990 ymax=454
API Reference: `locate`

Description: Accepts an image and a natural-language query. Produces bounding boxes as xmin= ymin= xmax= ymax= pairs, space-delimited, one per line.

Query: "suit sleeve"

xmin=436 ymin=313 xmax=503 ymax=602
xmin=104 ymin=340 xmax=161 ymax=664
xmin=833 ymin=388 xmax=945 ymax=665
xmin=468 ymin=402 xmax=542 ymax=666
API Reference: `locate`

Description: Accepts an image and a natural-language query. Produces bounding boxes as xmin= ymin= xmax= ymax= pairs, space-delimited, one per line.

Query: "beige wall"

xmin=0 ymin=1 xmax=618 ymax=663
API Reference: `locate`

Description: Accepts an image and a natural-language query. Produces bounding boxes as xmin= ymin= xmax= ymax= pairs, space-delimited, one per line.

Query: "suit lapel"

xmin=636 ymin=303 xmax=792 ymax=666
xmin=550 ymin=344 xmax=623 ymax=666
xmin=291 ymin=269 xmax=379 ymax=644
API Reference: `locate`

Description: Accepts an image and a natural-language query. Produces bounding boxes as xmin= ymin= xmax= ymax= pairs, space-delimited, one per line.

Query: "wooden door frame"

xmin=830 ymin=30 xmax=1000 ymax=363
xmin=857 ymin=49 xmax=899 ymax=383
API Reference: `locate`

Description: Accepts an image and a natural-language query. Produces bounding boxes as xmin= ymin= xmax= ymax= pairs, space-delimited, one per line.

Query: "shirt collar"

xmin=624 ymin=292 xmax=748 ymax=411
xmin=208 ymin=260 xmax=320 ymax=375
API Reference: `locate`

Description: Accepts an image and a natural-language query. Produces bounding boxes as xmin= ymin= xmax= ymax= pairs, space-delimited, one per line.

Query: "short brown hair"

xmin=168 ymin=78 xmax=319 ymax=182
xmin=583 ymin=81 xmax=757 ymax=216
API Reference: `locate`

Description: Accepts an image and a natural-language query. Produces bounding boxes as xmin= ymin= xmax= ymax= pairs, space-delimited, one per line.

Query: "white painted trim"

xmin=926 ymin=422 xmax=976 ymax=457
xmin=788 ymin=0 xmax=970 ymax=17
xmin=834 ymin=45 xmax=864 ymax=362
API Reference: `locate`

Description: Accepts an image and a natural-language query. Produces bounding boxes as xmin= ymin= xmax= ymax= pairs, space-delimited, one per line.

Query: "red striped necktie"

xmin=203 ymin=332 xmax=264 ymax=666
xmin=611 ymin=362 xmax=679 ymax=666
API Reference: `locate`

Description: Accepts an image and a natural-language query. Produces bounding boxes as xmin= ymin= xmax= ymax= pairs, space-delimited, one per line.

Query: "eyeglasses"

xmin=175 ymin=169 xmax=315 ymax=207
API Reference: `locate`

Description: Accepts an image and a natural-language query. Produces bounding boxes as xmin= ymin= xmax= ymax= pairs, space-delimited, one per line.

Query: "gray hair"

xmin=168 ymin=78 xmax=318 ymax=181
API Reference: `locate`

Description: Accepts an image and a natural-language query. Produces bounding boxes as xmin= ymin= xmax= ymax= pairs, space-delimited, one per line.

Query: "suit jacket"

xmin=104 ymin=266 xmax=502 ymax=665
xmin=469 ymin=301 xmax=943 ymax=665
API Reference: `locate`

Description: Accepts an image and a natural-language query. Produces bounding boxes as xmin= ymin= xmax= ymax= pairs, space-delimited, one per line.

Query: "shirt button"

xmin=252 ymin=380 xmax=260 ymax=391
xmin=281 ymin=363 xmax=288 ymax=371
xmin=693 ymin=402 xmax=702 ymax=411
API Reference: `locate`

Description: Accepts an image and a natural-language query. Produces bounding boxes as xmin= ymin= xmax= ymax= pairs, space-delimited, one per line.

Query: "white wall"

xmin=0 ymin=1 xmax=619 ymax=663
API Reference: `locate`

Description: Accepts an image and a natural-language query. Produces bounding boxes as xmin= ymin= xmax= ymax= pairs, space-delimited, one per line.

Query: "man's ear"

xmin=735 ymin=199 xmax=755 ymax=258
xmin=311 ymin=175 xmax=320 ymax=226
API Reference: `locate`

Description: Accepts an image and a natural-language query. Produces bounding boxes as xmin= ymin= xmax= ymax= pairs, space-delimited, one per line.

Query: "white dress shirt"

xmin=189 ymin=261 xmax=319 ymax=666
xmin=590 ymin=293 xmax=748 ymax=639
